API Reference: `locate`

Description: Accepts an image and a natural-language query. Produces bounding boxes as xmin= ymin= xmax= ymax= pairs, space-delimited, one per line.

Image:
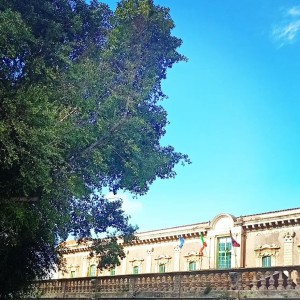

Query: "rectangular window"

xmin=89 ymin=265 xmax=96 ymax=277
xmin=110 ymin=268 xmax=116 ymax=276
xmin=70 ymin=271 xmax=75 ymax=278
xmin=189 ymin=261 xmax=196 ymax=271
xmin=133 ymin=266 xmax=139 ymax=274
xmin=159 ymin=264 xmax=166 ymax=273
xmin=217 ymin=237 xmax=232 ymax=269
xmin=262 ymin=256 xmax=271 ymax=267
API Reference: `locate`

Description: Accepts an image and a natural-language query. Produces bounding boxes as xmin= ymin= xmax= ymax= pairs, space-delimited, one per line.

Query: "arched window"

xmin=189 ymin=261 xmax=196 ymax=271
xmin=89 ymin=264 xmax=96 ymax=277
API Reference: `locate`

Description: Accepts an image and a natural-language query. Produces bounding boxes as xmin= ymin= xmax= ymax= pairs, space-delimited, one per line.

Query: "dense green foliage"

xmin=0 ymin=0 xmax=189 ymax=298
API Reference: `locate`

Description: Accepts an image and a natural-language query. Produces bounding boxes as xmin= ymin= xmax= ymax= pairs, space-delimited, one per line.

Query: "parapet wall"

xmin=36 ymin=266 xmax=300 ymax=299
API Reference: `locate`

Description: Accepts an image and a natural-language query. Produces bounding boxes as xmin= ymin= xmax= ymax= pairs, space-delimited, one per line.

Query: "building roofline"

xmin=137 ymin=221 xmax=208 ymax=235
xmin=62 ymin=207 xmax=300 ymax=251
xmin=137 ymin=207 xmax=300 ymax=234
xmin=240 ymin=206 xmax=300 ymax=219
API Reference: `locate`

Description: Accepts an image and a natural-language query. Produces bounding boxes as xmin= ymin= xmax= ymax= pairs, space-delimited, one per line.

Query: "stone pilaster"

xmin=146 ymin=248 xmax=153 ymax=273
xmin=82 ymin=256 xmax=88 ymax=277
xmin=174 ymin=245 xmax=181 ymax=272
xmin=121 ymin=250 xmax=129 ymax=275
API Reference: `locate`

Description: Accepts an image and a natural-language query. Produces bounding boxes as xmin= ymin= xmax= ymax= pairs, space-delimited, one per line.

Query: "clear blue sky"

xmin=103 ymin=0 xmax=300 ymax=232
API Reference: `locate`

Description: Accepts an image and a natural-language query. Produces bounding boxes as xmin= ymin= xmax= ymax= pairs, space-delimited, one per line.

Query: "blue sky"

xmin=104 ymin=0 xmax=300 ymax=232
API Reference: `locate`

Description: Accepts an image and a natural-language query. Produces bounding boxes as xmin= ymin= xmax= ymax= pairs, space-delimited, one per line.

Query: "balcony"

xmin=36 ymin=266 xmax=300 ymax=299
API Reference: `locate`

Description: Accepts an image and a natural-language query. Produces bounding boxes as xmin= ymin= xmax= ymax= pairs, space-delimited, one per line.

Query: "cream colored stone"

xmin=56 ymin=207 xmax=300 ymax=278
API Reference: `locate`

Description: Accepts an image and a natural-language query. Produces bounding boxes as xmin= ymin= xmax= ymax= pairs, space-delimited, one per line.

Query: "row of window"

xmin=71 ymin=262 xmax=196 ymax=277
xmin=70 ymin=265 xmax=116 ymax=278
xmin=69 ymin=237 xmax=272 ymax=277
xmin=71 ymin=255 xmax=271 ymax=278
xmin=133 ymin=261 xmax=196 ymax=275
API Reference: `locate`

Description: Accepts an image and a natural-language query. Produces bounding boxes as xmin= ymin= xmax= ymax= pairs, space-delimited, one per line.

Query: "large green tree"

xmin=0 ymin=0 xmax=189 ymax=297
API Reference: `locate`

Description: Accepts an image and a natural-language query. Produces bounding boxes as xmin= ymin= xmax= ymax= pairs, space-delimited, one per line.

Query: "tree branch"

xmin=77 ymin=95 xmax=131 ymax=159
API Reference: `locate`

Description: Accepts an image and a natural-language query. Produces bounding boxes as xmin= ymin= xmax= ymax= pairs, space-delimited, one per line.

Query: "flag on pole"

xmin=199 ymin=233 xmax=207 ymax=255
xmin=179 ymin=236 xmax=185 ymax=249
xmin=229 ymin=230 xmax=240 ymax=247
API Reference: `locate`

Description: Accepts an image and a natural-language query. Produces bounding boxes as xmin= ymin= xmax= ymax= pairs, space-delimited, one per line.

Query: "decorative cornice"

xmin=243 ymin=218 xmax=300 ymax=231
xmin=61 ymin=246 xmax=90 ymax=254
xmin=132 ymin=231 xmax=205 ymax=246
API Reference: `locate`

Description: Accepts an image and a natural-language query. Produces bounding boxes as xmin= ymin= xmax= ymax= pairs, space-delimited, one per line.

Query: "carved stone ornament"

xmin=174 ymin=245 xmax=181 ymax=252
xmin=184 ymin=251 xmax=202 ymax=262
xmin=68 ymin=264 xmax=80 ymax=271
xmin=147 ymin=248 xmax=154 ymax=255
xmin=229 ymin=272 xmax=240 ymax=290
xmin=154 ymin=254 xmax=171 ymax=265
xmin=254 ymin=244 xmax=280 ymax=251
xmin=129 ymin=257 xmax=144 ymax=263
xmin=254 ymin=244 xmax=280 ymax=257
xmin=284 ymin=231 xmax=295 ymax=242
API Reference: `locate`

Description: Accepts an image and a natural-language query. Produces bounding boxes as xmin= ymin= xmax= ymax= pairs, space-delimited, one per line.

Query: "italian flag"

xmin=199 ymin=233 xmax=207 ymax=255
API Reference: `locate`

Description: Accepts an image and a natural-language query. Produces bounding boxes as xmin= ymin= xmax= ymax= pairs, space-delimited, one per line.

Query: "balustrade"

xmin=35 ymin=266 xmax=300 ymax=298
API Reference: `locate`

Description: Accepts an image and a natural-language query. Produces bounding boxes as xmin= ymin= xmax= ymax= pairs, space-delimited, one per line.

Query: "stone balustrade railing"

xmin=36 ymin=266 xmax=300 ymax=299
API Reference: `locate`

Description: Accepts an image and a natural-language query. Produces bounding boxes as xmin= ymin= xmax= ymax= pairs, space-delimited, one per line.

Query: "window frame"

xmin=133 ymin=265 xmax=139 ymax=274
xmin=159 ymin=263 xmax=166 ymax=273
xmin=89 ymin=264 xmax=96 ymax=277
xmin=217 ymin=237 xmax=232 ymax=269
xmin=188 ymin=261 xmax=196 ymax=271
xmin=262 ymin=255 xmax=272 ymax=267
xmin=110 ymin=268 xmax=116 ymax=276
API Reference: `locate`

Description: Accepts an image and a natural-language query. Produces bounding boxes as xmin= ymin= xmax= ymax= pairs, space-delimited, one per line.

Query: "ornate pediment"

xmin=129 ymin=257 xmax=144 ymax=263
xmin=154 ymin=254 xmax=171 ymax=265
xmin=254 ymin=244 xmax=280 ymax=257
xmin=184 ymin=251 xmax=202 ymax=261
xmin=68 ymin=264 xmax=80 ymax=271
xmin=255 ymin=244 xmax=280 ymax=251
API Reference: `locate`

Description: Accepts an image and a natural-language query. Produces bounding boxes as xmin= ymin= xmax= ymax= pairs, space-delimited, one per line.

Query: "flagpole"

xmin=234 ymin=243 xmax=237 ymax=268
xmin=208 ymin=237 xmax=211 ymax=269
xmin=229 ymin=229 xmax=240 ymax=268
xmin=200 ymin=255 xmax=202 ymax=270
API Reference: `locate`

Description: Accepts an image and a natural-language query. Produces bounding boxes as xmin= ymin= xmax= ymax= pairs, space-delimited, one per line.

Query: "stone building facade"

xmin=56 ymin=207 xmax=300 ymax=279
